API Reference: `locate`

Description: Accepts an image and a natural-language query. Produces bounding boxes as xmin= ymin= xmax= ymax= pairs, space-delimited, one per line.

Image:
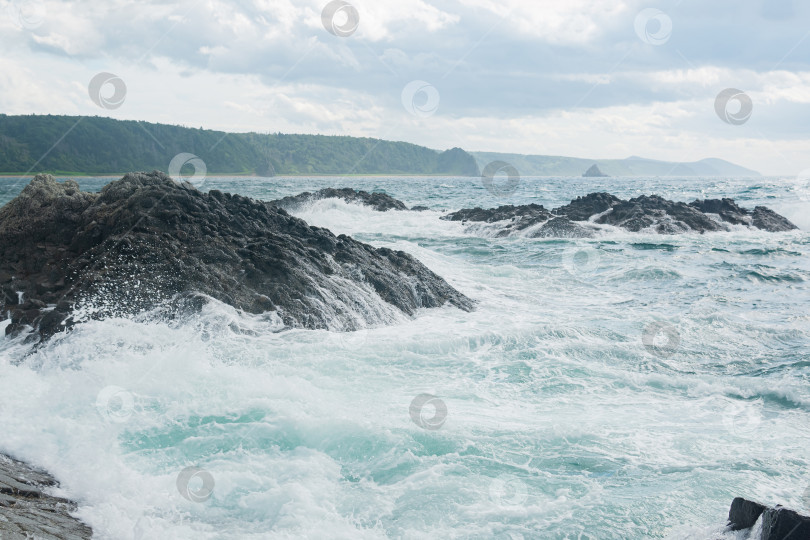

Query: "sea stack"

xmin=582 ymin=164 xmax=609 ymax=177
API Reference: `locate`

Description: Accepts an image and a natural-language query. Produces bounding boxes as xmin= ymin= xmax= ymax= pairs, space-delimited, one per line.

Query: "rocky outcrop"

xmin=595 ymin=195 xmax=726 ymax=233
xmin=0 ymin=173 xmax=473 ymax=341
xmin=269 ymin=188 xmax=409 ymax=212
xmin=0 ymin=454 xmax=92 ymax=539
xmin=582 ymin=164 xmax=608 ymax=177
xmin=443 ymin=204 xmax=596 ymax=238
xmin=443 ymin=193 xmax=798 ymax=237
xmin=552 ymin=192 xmax=622 ymax=221
xmin=689 ymin=198 xmax=798 ymax=232
xmin=727 ymin=497 xmax=810 ymax=540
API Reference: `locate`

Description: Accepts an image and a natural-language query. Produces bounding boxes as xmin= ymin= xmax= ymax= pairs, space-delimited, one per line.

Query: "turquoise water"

xmin=0 ymin=175 xmax=809 ymax=539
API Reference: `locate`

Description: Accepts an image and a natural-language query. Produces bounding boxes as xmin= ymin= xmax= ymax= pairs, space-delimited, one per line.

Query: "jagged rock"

xmin=727 ymin=498 xmax=810 ymax=540
xmin=595 ymin=195 xmax=725 ymax=233
xmin=270 ymin=187 xmax=409 ymax=212
xmin=582 ymin=164 xmax=608 ymax=177
xmin=442 ymin=204 xmax=596 ymax=238
xmin=689 ymin=198 xmax=751 ymax=226
xmin=443 ymin=204 xmax=552 ymax=227
xmin=690 ymin=199 xmax=798 ymax=232
xmin=553 ymin=192 xmax=622 ymax=221
xmin=0 ymin=454 xmax=92 ymax=539
xmin=531 ymin=217 xmax=595 ymax=238
xmin=752 ymin=206 xmax=798 ymax=232
xmin=761 ymin=506 xmax=810 ymax=539
xmin=444 ymin=193 xmax=797 ymax=237
xmin=728 ymin=497 xmax=767 ymax=531
xmin=0 ymin=173 xmax=473 ymax=341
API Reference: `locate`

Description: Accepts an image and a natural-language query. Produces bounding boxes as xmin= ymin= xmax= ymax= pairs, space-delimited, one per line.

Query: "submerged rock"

xmin=444 ymin=192 xmax=798 ymax=237
xmin=0 ymin=173 xmax=473 ymax=341
xmin=0 ymin=454 xmax=92 ymax=539
xmin=270 ymin=187 xmax=409 ymax=212
xmin=727 ymin=497 xmax=810 ymax=540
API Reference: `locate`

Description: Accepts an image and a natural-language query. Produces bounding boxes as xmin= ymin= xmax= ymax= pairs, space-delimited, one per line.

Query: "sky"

xmin=0 ymin=0 xmax=809 ymax=175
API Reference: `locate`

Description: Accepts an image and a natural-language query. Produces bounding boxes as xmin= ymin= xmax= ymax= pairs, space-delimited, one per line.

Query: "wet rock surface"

xmin=270 ymin=187 xmax=409 ymax=212
xmin=0 ymin=173 xmax=473 ymax=341
xmin=727 ymin=497 xmax=810 ymax=540
xmin=690 ymin=198 xmax=799 ymax=232
xmin=0 ymin=454 xmax=92 ymax=539
xmin=443 ymin=193 xmax=797 ymax=237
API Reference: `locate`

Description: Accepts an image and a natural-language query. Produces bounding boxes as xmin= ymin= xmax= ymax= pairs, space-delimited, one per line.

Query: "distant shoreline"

xmin=0 ymin=172 xmax=474 ymax=178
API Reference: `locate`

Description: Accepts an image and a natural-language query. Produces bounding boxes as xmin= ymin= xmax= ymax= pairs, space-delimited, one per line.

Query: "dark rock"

xmin=270 ymin=187 xmax=409 ymax=212
xmin=728 ymin=497 xmax=767 ymax=531
xmin=582 ymin=164 xmax=608 ymax=177
xmin=444 ymin=192 xmax=797 ymax=238
xmin=595 ymin=195 xmax=726 ymax=233
xmin=553 ymin=192 xmax=621 ymax=221
xmin=761 ymin=506 xmax=810 ymax=540
xmin=0 ymin=453 xmax=92 ymax=539
xmin=752 ymin=206 xmax=799 ymax=232
xmin=530 ymin=217 xmax=595 ymax=238
xmin=689 ymin=199 xmax=798 ymax=232
xmin=442 ymin=204 xmax=595 ymax=238
xmin=0 ymin=173 xmax=473 ymax=341
xmin=726 ymin=498 xmax=810 ymax=540
xmin=443 ymin=204 xmax=552 ymax=227
xmin=410 ymin=206 xmax=430 ymax=212
xmin=689 ymin=198 xmax=751 ymax=226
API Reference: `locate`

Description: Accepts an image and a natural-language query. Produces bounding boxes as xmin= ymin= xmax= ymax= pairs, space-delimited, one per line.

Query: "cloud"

xmin=0 ymin=0 xmax=808 ymax=174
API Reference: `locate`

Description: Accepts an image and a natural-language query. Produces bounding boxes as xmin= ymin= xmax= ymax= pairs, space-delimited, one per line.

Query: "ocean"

xmin=1 ymin=175 xmax=809 ymax=539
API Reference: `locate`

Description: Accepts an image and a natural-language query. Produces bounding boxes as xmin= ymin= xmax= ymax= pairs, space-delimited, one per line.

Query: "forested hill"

xmin=0 ymin=115 xmax=481 ymax=176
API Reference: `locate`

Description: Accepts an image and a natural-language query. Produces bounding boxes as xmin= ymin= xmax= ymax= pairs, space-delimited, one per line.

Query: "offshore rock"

xmin=582 ymin=164 xmax=609 ymax=177
xmin=689 ymin=198 xmax=798 ymax=232
xmin=0 ymin=454 xmax=92 ymax=539
xmin=269 ymin=187 xmax=409 ymax=212
xmin=445 ymin=193 xmax=798 ymax=237
xmin=0 ymin=173 xmax=473 ymax=341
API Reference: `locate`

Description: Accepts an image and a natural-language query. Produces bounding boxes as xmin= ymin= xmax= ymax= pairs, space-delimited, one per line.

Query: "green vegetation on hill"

xmin=0 ymin=115 xmax=481 ymax=176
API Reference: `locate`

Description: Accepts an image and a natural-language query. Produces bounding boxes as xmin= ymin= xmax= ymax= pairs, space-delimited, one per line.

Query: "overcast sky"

xmin=1 ymin=0 xmax=809 ymax=175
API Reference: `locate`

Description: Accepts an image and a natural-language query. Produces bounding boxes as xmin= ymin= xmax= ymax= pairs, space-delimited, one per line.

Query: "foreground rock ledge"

xmin=727 ymin=497 xmax=810 ymax=540
xmin=0 ymin=173 xmax=473 ymax=341
xmin=0 ymin=454 xmax=92 ymax=539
